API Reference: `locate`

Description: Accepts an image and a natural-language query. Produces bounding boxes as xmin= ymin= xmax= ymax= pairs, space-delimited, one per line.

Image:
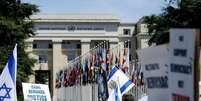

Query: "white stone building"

xmin=25 ymin=14 xmax=144 ymax=96
xmin=136 ymin=17 xmax=151 ymax=49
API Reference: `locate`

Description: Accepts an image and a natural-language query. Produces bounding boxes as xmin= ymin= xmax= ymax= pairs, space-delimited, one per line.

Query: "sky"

xmin=21 ymin=0 xmax=167 ymax=22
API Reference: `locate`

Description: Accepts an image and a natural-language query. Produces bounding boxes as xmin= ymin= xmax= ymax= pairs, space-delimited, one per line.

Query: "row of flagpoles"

xmin=55 ymin=40 xmax=142 ymax=101
xmin=55 ymin=40 xmax=131 ymax=88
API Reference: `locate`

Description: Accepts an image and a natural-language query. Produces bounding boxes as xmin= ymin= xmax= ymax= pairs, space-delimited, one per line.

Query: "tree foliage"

xmin=144 ymin=0 xmax=201 ymax=45
xmin=0 ymin=0 xmax=39 ymax=100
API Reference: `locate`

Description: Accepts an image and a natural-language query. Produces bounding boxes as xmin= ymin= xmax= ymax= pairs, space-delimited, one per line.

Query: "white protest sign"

xmin=22 ymin=83 xmax=51 ymax=101
xmin=137 ymin=29 xmax=197 ymax=101
xmin=169 ymin=29 xmax=196 ymax=101
xmin=137 ymin=45 xmax=170 ymax=101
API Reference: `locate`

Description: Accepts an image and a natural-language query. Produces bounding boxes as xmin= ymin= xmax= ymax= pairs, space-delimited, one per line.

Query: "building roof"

xmin=120 ymin=22 xmax=135 ymax=26
xmin=30 ymin=13 xmax=120 ymax=23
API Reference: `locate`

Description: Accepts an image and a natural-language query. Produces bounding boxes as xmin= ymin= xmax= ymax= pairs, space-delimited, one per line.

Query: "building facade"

xmin=25 ymin=14 xmax=144 ymax=96
xmin=136 ymin=17 xmax=151 ymax=49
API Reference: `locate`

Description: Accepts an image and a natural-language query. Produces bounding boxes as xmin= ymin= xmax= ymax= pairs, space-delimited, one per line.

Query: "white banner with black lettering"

xmin=22 ymin=83 xmax=51 ymax=101
xmin=137 ymin=45 xmax=170 ymax=101
xmin=169 ymin=29 xmax=195 ymax=101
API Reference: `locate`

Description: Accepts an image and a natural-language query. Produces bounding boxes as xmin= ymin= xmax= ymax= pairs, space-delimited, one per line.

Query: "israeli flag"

xmin=107 ymin=66 xmax=134 ymax=101
xmin=0 ymin=44 xmax=17 ymax=101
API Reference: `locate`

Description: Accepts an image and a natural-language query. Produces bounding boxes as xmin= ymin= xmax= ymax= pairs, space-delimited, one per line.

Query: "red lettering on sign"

xmin=172 ymin=93 xmax=190 ymax=101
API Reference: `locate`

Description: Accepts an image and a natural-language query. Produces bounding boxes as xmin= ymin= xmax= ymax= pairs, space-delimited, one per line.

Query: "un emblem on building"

xmin=67 ymin=25 xmax=76 ymax=31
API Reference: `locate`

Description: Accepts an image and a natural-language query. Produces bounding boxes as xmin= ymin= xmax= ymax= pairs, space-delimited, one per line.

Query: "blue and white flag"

xmin=107 ymin=66 xmax=134 ymax=101
xmin=0 ymin=44 xmax=17 ymax=101
xmin=101 ymin=49 xmax=107 ymax=71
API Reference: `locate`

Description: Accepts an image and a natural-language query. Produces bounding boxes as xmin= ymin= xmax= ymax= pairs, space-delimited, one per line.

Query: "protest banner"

xmin=137 ymin=29 xmax=200 ymax=101
xmin=169 ymin=29 xmax=199 ymax=101
xmin=22 ymin=83 xmax=51 ymax=101
xmin=137 ymin=45 xmax=170 ymax=101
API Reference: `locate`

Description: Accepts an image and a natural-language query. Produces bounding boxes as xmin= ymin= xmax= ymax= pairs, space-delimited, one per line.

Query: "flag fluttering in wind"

xmin=101 ymin=48 xmax=107 ymax=71
xmin=122 ymin=48 xmax=130 ymax=75
xmin=0 ymin=44 xmax=17 ymax=101
xmin=107 ymin=65 xmax=134 ymax=101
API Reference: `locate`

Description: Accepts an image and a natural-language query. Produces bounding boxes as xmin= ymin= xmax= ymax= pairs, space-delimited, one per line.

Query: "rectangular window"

xmin=48 ymin=44 xmax=52 ymax=49
xmin=123 ymin=29 xmax=131 ymax=35
xmin=39 ymin=55 xmax=48 ymax=63
xmin=33 ymin=43 xmax=37 ymax=49
xmin=76 ymin=44 xmax=81 ymax=49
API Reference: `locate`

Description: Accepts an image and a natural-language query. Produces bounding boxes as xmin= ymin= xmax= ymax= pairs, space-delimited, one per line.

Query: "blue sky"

xmin=22 ymin=0 xmax=167 ymax=22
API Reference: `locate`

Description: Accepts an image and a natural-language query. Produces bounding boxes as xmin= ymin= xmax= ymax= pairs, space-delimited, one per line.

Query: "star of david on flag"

xmin=107 ymin=65 xmax=134 ymax=101
xmin=0 ymin=44 xmax=17 ymax=101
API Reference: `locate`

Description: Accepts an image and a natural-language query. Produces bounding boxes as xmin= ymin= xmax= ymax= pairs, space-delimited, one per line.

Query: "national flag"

xmin=75 ymin=63 xmax=81 ymax=85
xmin=109 ymin=50 xmax=113 ymax=72
xmin=94 ymin=49 xmax=100 ymax=83
xmin=82 ymin=57 xmax=88 ymax=84
xmin=106 ymin=51 xmax=110 ymax=71
xmin=122 ymin=48 xmax=130 ymax=75
xmin=114 ymin=47 xmax=118 ymax=66
xmin=122 ymin=48 xmax=126 ymax=71
xmin=56 ymin=72 xmax=61 ymax=88
xmin=94 ymin=49 xmax=100 ymax=68
xmin=117 ymin=47 xmax=121 ymax=67
xmin=0 ymin=44 xmax=17 ymax=101
xmin=136 ymin=63 xmax=142 ymax=80
xmin=131 ymin=64 xmax=137 ymax=85
xmin=92 ymin=51 xmax=96 ymax=67
xmin=63 ymin=69 xmax=69 ymax=87
xmin=98 ymin=70 xmax=109 ymax=101
xmin=98 ymin=48 xmax=103 ymax=67
xmin=101 ymin=48 xmax=107 ymax=71
xmin=107 ymin=77 xmax=121 ymax=101
xmin=58 ymin=70 xmax=64 ymax=87
xmin=88 ymin=54 xmax=93 ymax=83
xmin=107 ymin=66 xmax=134 ymax=101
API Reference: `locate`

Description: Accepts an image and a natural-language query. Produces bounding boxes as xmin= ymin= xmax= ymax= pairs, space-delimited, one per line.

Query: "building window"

xmin=39 ymin=55 xmax=48 ymax=63
xmin=33 ymin=43 xmax=37 ymax=49
xmin=123 ymin=29 xmax=131 ymax=35
xmin=76 ymin=44 xmax=81 ymax=49
xmin=48 ymin=44 xmax=52 ymax=49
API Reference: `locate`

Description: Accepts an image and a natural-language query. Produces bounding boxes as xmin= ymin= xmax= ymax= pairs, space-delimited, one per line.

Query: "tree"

xmin=0 ymin=0 xmax=39 ymax=100
xmin=144 ymin=0 xmax=201 ymax=45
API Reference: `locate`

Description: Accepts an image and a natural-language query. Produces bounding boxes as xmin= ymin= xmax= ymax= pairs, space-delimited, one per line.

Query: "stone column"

xmin=52 ymin=39 xmax=63 ymax=98
xmin=81 ymin=40 xmax=90 ymax=55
